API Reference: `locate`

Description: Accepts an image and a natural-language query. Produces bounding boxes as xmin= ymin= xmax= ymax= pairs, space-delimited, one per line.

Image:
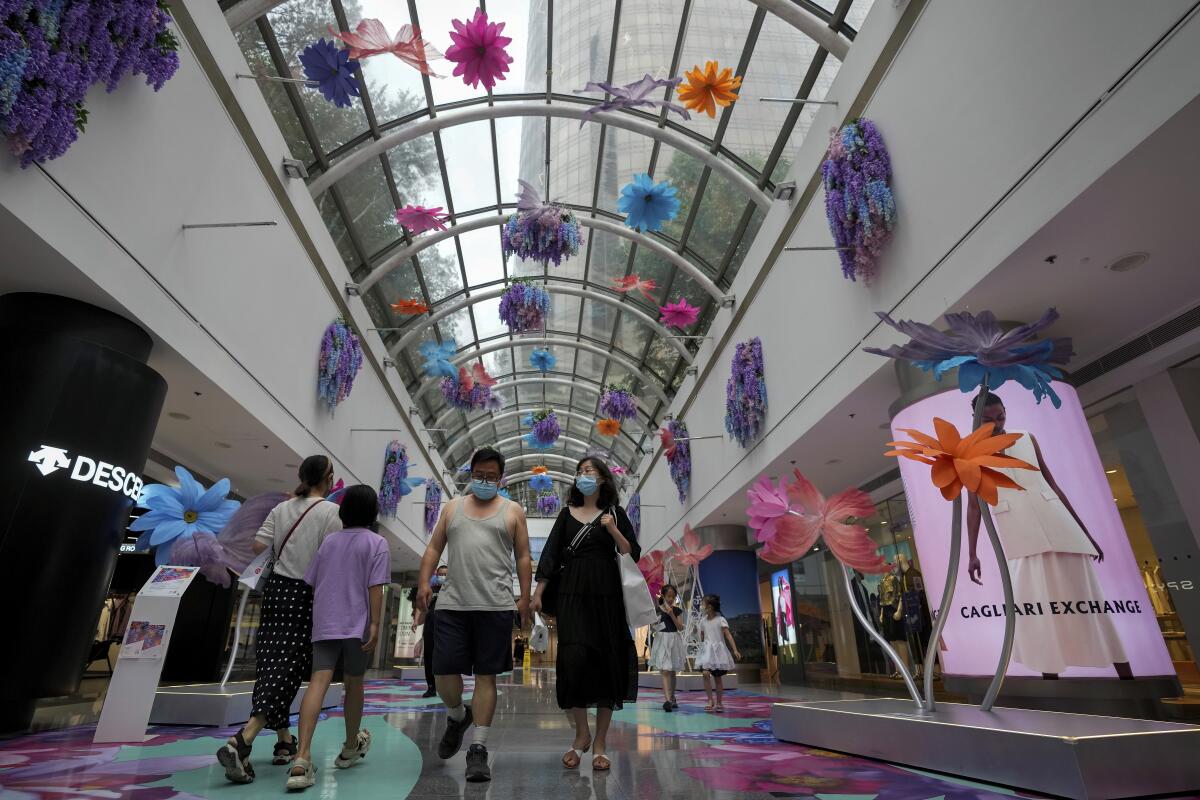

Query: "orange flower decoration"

xmin=531 ymin=465 xmax=548 ymax=475
xmin=678 ymin=60 xmax=742 ymax=119
xmin=391 ymin=298 xmax=429 ymax=314
xmin=886 ymin=418 xmax=1038 ymax=506
xmin=596 ymin=418 xmax=621 ymax=436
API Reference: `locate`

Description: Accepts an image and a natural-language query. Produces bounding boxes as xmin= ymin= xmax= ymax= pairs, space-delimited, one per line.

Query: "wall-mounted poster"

xmin=771 ymin=569 xmax=798 ymax=647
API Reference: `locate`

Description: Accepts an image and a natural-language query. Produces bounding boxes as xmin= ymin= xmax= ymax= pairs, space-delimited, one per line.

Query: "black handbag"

xmin=540 ymin=509 xmax=605 ymax=616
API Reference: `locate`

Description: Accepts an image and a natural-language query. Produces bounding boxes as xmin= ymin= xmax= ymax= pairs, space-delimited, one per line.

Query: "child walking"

xmin=649 ymin=584 xmax=686 ymax=712
xmin=287 ymin=485 xmax=391 ymax=790
xmin=694 ymin=594 xmax=740 ymax=713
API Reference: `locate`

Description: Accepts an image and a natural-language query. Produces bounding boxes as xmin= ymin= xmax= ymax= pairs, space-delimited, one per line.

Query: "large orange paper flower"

xmin=596 ymin=418 xmax=621 ymax=437
xmin=678 ymin=60 xmax=742 ymax=118
xmin=391 ymin=298 xmax=429 ymax=314
xmin=531 ymin=465 xmax=548 ymax=475
xmin=886 ymin=418 xmax=1038 ymax=506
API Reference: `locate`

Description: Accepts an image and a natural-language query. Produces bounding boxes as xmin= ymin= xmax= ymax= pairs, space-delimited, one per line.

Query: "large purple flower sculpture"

xmin=573 ymin=74 xmax=689 ymax=127
xmin=441 ymin=365 xmax=500 ymax=412
xmin=501 ymin=180 xmax=583 ymax=267
xmin=522 ymin=408 xmax=561 ymax=450
xmin=627 ymin=492 xmax=641 ymax=537
xmin=599 ymin=385 xmax=637 ymax=422
xmin=498 ymin=280 xmax=551 ymax=333
xmin=424 ymin=480 xmax=442 ymax=536
xmin=725 ymin=337 xmax=767 ymax=448
xmin=379 ymin=440 xmax=422 ymax=518
xmin=822 ymin=118 xmax=896 ymax=283
xmin=863 ymin=308 xmax=1073 ymax=407
xmin=536 ymin=492 xmax=560 ymax=516
xmin=300 ymin=37 xmax=360 ymax=108
xmin=318 ymin=318 xmax=364 ymax=412
xmin=663 ymin=418 xmax=691 ymax=505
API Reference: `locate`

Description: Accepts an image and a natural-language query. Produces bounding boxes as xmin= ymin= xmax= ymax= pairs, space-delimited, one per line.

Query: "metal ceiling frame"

xmin=439 ymin=407 xmax=645 ymax=455
xmin=433 ymin=376 xmax=657 ymax=430
xmin=506 ymin=470 xmax=575 ymax=486
xmin=484 ymin=434 xmax=637 ymax=466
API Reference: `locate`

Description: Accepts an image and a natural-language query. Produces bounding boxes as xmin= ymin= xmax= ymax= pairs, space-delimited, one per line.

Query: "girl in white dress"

xmin=694 ymin=594 xmax=741 ymax=712
xmin=649 ymin=584 xmax=686 ymax=712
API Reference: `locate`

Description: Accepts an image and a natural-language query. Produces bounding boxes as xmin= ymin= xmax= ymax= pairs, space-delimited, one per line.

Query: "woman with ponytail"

xmin=649 ymin=584 xmax=686 ymax=712
xmin=217 ymin=455 xmax=343 ymax=784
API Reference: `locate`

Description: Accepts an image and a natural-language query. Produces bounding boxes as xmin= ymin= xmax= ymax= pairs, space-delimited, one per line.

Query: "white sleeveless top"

xmin=436 ymin=497 xmax=516 ymax=612
xmin=990 ymin=432 xmax=1097 ymax=560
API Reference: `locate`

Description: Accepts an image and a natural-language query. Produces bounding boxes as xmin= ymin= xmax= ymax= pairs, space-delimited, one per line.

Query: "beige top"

xmin=254 ymin=497 xmax=343 ymax=580
xmin=437 ymin=497 xmax=516 ymax=612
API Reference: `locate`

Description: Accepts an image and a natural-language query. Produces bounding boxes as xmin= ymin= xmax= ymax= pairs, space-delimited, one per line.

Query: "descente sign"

xmin=27 ymin=444 xmax=144 ymax=500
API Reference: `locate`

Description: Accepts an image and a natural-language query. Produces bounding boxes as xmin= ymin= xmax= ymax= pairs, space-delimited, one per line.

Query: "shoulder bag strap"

xmin=564 ymin=509 xmax=606 ymax=555
xmin=276 ymin=499 xmax=324 ymax=558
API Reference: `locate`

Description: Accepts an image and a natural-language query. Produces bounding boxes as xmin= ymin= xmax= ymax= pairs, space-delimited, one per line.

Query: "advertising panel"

xmin=771 ymin=569 xmax=798 ymax=648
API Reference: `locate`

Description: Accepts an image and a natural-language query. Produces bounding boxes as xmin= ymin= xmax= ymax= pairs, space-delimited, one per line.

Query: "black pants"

xmin=422 ymin=609 xmax=437 ymax=689
xmin=251 ymin=574 xmax=313 ymax=730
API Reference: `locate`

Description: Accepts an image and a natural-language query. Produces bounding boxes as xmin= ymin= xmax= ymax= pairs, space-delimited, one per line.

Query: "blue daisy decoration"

xmin=530 ymin=348 xmax=556 ymax=373
xmin=618 ymin=173 xmax=680 ymax=233
xmin=131 ymin=467 xmax=240 ymax=566
xmin=529 ymin=473 xmax=554 ymax=492
xmin=419 ymin=339 xmax=458 ymax=378
xmin=300 ymin=38 xmax=361 ymax=109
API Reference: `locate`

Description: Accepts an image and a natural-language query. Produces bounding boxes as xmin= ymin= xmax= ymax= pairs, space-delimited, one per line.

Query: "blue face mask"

xmin=431 ymin=575 xmax=443 ymax=587
xmin=575 ymin=475 xmax=599 ymax=496
xmin=470 ymin=479 xmax=498 ymax=500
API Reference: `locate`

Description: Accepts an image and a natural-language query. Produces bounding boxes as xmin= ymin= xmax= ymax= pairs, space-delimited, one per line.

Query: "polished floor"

xmin=2 ymin=671 xmax=1186 ymax=800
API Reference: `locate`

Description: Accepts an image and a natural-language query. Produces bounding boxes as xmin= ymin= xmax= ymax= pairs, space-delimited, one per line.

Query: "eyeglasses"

xmin=471 ymin=474 xmax=500 ymax=484
xmin=577 ymin=465 xmax=600 ymax=476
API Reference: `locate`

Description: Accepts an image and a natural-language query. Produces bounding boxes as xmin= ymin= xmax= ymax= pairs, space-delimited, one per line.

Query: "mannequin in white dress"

xmin=965 ymin=393 xmax=1132 ymax=679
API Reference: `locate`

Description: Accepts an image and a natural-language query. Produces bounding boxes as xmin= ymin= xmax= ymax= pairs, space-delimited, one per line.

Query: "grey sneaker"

xmin=465 ymin=744 xmax=491 ymax=782
xmin=334 ymin=730 xmax=371 ymax=769
xmin=437 ymin=706 xmax=473 ymax=759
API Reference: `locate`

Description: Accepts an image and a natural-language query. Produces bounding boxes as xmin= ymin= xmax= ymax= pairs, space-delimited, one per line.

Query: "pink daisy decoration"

xmin=328 ymin=19 xmax=443 ymax=75
xmin=659 ymin=298 xmax=700 ymax=329
xmin=395 ymin=205 xmax=450 ymax=233
xmin=445 ymin=9 xmax=513 ymax=91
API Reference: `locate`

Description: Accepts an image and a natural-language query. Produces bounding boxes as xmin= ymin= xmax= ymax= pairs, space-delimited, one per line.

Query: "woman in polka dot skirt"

xmin=216 ymin=456 xmax=344 ymax=784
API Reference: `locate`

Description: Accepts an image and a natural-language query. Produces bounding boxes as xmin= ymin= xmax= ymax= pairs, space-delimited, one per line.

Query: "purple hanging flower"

xmin=522 ymin=408 xmax=561 ymax=449
xmin=379 ymin=440 xmax=419 ymax=518
xmin=665 ymin=418 xmax=691 ymax=505
xmin=821 ymin=118 xmax=896 ymax=283
xmin=599 ymin=385 xmax=637 ymax=422
xmin=500 ymin=179 xmax=583 ymax=267
xmin=627 ymin=492 xmax=641 ymax=537
xmin=424 ymin=480 xmax=442 ymax=535
xmin=498 ymin=280 xmax=551 ymax=333
xmin=439 ymin=364 xmax=498 ymax=411
xmin=317 ymin=318 xmax=364 ymax=412
xmin=536 ymin=493 xmax=560 ymax=516
xmin=725 ymin=337 xmax=767 ymax=448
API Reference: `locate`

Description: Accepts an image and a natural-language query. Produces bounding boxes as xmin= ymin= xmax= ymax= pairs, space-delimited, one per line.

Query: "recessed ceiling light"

xmin=825 ymin=458 xmax=841 ymax=465
xmin=1104 ymin=252 xmax=1149 ymax=273
xmin=167 ymin=412 xmax=191 ymax=420
xmin=285 ymin=463 xmax=298 ymax=469
xmin=1105 ymin=468 xmax=1117 ymax=474
xmin=215 ymin=442 xmax=232 ymax=449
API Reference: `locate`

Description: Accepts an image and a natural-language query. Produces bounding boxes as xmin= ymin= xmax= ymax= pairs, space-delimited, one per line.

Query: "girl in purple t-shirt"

xmin=286 ymin=485 xmax=391 ymax=791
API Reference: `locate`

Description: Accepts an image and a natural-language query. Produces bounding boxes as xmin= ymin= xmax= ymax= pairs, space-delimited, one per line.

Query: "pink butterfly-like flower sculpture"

xmin=445 ymin=9 xmax=513 ymax=90
xmin=659 ymin=298 xmax=700 ymax=329
xmin=328 ymin=19 xmax=442 ymax=75
xmin=659 ymin=426 xmax=677 ymax=458
xmin=748 ymin=470 xmax=887 ymax=573
xmin=395 ymin=205 xmax=450 ymax=233
xmin=669 ymin=524 xmax=713 ymax=568
xmin=612 ymin=274 xmax=659 ymax=301
xmin=637 ymin=550 xmax=668 ymax=598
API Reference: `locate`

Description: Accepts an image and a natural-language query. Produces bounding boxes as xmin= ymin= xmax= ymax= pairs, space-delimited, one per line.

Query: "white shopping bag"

xmin=529 ymin=612 xmax=550 ymax=653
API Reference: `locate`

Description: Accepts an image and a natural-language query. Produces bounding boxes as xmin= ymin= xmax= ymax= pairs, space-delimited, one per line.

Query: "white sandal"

xmin=335 ymin=730 xmax=371 ymax=769
xmin=286 ymin=757 xmax=315 ymax=791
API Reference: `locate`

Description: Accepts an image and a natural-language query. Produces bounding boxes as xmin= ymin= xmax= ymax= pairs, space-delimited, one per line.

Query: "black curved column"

xmin=0 ymin=293 xmax=166 ymax=734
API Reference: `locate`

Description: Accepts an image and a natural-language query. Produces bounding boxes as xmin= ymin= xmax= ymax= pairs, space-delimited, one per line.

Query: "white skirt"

xmin=1009 ymin=551 xmax=1129 ymax=674
xmin=649 ymin=631 xmax=687 ymax=672
xmin=695 ymin=640 xmax=735 ymax=672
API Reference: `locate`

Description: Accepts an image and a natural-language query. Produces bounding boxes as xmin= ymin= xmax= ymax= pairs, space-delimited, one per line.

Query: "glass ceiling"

xmin=224 ymin=0 xmax=872 ymax=501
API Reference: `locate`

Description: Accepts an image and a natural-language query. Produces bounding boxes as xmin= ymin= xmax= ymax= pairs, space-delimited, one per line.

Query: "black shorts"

xmin=312 ymin=638 xmax=370 ymax=677
xmin=433 ymin=610 xmax=515 ymax=676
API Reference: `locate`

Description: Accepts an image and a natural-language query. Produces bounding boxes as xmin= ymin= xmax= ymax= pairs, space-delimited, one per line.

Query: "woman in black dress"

xmin=532 ymin=457 xmax=639 ymax=772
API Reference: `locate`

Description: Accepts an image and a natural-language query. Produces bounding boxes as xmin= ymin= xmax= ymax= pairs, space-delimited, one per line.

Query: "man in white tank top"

xmin=416 ymin=448 xmax=532 ymax=782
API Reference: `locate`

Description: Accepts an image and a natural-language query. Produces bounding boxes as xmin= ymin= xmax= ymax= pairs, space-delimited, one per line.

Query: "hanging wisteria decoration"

xmin=498 ymin=280 xmax=551 ymax=333
xmin=822 ymin=118 xmax=897 ymax=284
xmin=379 ymin=441 xmax=411 ymax=518
xmin=318 ymin=318 xmax=364 ymax=412
xmin=424 ymin=480 xmax=442 ymax=536
xmin=501 ymin=180 xmax=583 ymax=267
xmin=523 ymin=408 xmax=561 ymax=449
xmin=664 ymin=418 xmax=691 ymax=505
xmin=725 ymin=337 xmax=768 ymax=448
xmin=599 ymin=385 xmax=638 ymax=422
xmin=536 ymin=493 xmax=560 ymax=516
xmin=627 ymin=492 xmax=641 ymax=537
xmin=441 ymin=364 xmax=499 ymax=411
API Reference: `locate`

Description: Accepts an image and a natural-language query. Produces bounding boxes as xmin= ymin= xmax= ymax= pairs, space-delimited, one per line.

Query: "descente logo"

xmin=27 ymin=445 xmax=144 ymax=499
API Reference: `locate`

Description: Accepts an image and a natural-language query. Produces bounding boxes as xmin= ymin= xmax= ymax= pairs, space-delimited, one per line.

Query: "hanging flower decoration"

xmin=394 ymin=204 xmax=450 ymax=234
xmin=886 ymin=418 xmax=1037 ymax=506
xmin=612 ymin=275 xmax=659 ymax=301
xmin=531 ymin=465 xmax=548 ymax=475
xmin=596 ymin=418 xmax=622 ymax=437
xmin=678 ymin=60 xmax=742 ymax=118
xmin=748 ymin=470 xmax=888 ymax=572
xmin=391 ymin=298 xmax=429 ymax=315
xmin=501 ymin=180 xmax=583 ymax=267
xmin=441 ymin=363 xmax=499 ymax=411
xmin=522 ymin=408 xmax=561 ymax=449
xmin=573 ymin=74 xmax=690 ymax=127
xmin=131 ymin=467 xmax=240 ymax=567
xmin=379 ymin=440 xmax=418 ymax=518
xmin=611 ymin=465 xmax=627 ymax=476
xmin=627 ymin=492 xmax=642 ymax=538
xmin=169 ymin=533 xmax=233 ymax=587
xmin=821 ymin=118 xmax=897 ymax=283
xmin=328 ymin=19 xmax=442 ymax=75
xmin=618 ymin=173 xmax=680 ymax=233
xmin=725 ymin=337 xmax=767 ymax=448
xmin=424 ymin=481 xmax=442 ymax=536
xmin=0 ymin=0 xmax=180 ymax=167
xmin=419 ymin=339 xmax=458 ymax=378
xmin=318 ymin=318 xmax=364 ymax=412
xmin=215 ymin=492 xmax=290 ymax=575
xmin=637 ymin=548 xmax=666 ymax=598
xmin=327 ymin=479 xmax=347 ymax=505
xmin=530 ymin=348 xmax=556 ymax=372
xmin=529 ymin=473 xmax=554 ymax=492
xmin=670 ymin=524 xmax=714 ymax=568
xmin=863 ymin=308 xmax=1074 ymax=408
xmin=498 ymin=280 xmax=551 ymax=333
xmin=600 ymin=384 xmax=638 ymax=422
xmin=536 ymin=493 xmax=561 ymax=516
xmin=445 ymin=8 xmax=513 ymax=90
xmin=659 ymin=297 xmax=700 ymax=329
xmin=300 ymin=38 xmax=360 ymax=108
xmin=662 ymin=418 xmax=691 ymax=505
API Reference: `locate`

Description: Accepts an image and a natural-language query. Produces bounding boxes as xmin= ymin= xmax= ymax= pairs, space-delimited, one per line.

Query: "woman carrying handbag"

xmin=532 ymin=457 xmax=640 ymax=773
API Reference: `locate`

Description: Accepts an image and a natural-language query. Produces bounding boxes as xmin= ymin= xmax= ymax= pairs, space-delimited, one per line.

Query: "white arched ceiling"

xmin=434 ymin=377 xmax=658 ymax=430
xmin=440 ymin=408 xmax=645 ymax=455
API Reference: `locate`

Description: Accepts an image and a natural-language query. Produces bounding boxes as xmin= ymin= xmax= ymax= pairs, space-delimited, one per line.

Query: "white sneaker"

xmin=285 ymin=758 xmax=315 ymax=791
xmin=334 ymin=730 xmax=371 ymax=769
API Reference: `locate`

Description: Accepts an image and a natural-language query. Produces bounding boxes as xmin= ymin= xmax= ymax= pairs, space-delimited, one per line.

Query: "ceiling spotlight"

xmin=1104 ymin=252 xmax=1149 ymax=273
xmin=774 ymin=181 xmax=797 ymax=201
xmin=167 ymin=411 xmax=191 ymax=420
xmin=282 ymin=158 xmax=309 ymax=179
xmin=215 ymin=442 xmax=232 ymax=449
xmin=825 ymin=458 xmax=842 ymax=465
xmin=1105 ymin=468 xmax=1118 ymax=474
xmin=1044 ymin=255 xmax=1057 ymax=264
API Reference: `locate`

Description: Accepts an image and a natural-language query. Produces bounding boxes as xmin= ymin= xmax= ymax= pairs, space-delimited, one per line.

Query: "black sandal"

xmin=217 ymin=730 xmax=256 ymax=784
xmin=273 ymin=735 xmax=298 ymax=765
